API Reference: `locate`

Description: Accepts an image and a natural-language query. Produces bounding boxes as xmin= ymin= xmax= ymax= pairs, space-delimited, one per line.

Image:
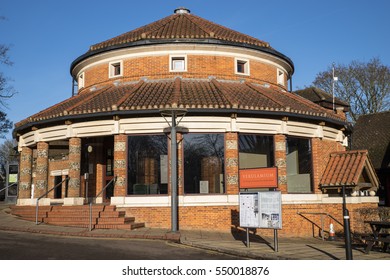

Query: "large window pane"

xmin=286 ymin=137 xmax=312 ymax=193
xmin=239 ymin=134 xmax=274 ymax=168
xmin=127 ymin=135 xmax=168 ymax=195
xmin=184 ymin=134 xmax=224 ymax=194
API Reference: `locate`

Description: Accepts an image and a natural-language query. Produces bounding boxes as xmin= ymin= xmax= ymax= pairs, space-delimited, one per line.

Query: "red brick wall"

xmin=120 ymin=201 xmax=377 ymax=237
xmin=80 ymin=54 xmax=286 ymax=94
xmin=311 ymin=138 xmax=345 ymax=193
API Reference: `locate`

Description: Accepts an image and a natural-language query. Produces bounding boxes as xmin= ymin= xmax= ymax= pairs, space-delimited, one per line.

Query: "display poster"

xmin=239 ymin=193 xmax=259 ymax=228
xmin=239 ymin=191 xmax=282 ymax=229
xmin=258 ymin=191 xmax=282 ymax=229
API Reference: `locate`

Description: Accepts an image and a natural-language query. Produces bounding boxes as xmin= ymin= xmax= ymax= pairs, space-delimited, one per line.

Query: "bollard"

xmin=328 ymin=223 xmax=335 ymax=241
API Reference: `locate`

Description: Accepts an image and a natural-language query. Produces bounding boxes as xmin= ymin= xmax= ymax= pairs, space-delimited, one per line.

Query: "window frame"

xmin=78 ymin=72 xmax=85 ymax=89
xmin=235 ymin=58 xmax=250 ymax=76
xmin=126 ymin=134 xmax=168 ymax=195
xmin=183 ymin=133 xmax=225 ymax=194
xmin=238 ymin=134 xmax=275 ymax=169
xmin=277 ymin=69 xmax=285 ymax=86
xmin=169 ymin=55 xmax=187 ymax=72
xmin=286 ymin=136 xmax=314 ymax=194
xmin=109 ymin=60 xmax=123 ymax=78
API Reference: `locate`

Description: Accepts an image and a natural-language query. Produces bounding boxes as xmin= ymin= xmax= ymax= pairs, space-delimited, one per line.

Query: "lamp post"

xmin=160 ymin=108 xmax=187 ymax=232
xmin=342 ymin=185 xmax=353 ymax=260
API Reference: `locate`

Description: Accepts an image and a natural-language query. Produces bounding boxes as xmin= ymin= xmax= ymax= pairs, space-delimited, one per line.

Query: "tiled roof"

xmin=352 ymin=111 xmax=390 ymax=170
xmin=15 ymin=78 xmax=346 ymax=129
xmin=294 ymin=87 xmax=349 ymax=111
xmin=88 ymin=9 xmax=270 ymax=52
xmin=320 ymin=150 xmax=379 ymax=190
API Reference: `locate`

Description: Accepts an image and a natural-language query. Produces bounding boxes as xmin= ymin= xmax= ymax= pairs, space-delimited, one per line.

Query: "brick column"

xmin=113 ymin=134 xmax=127 ymax=196
xmin=35 ymin=142 xmax=49 ymax=198
xmin=274 ymin=134 xmax=287 ymax=193
xmin=177 ymin=133 xmax=184 ymax=196
xmin=68 ymin=137 xmax=81 ymax=197
xmin=18 ymin=146 xmax=33 ymax=199
xmin=225 ymin=132 xmax=239 ymax=195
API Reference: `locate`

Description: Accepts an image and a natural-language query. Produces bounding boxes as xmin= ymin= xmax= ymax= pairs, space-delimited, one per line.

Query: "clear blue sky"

xmin=1 ymin=0 xmax=389 ymax=142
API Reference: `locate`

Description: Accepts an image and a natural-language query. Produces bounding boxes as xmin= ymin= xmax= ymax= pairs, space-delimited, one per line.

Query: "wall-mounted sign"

xmin=239 ymin=167 xmax=278 ymax=189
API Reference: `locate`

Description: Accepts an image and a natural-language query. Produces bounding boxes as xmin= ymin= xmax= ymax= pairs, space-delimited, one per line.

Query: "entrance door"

xmin=54 ymin=176 xmax=62 ymax=198
xmin=103 ymin=137 xmax=114 ymax=203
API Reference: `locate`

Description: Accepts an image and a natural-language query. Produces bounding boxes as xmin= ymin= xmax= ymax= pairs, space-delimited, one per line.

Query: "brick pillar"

xmin=18 ymin=146 xmax=33 ymax=199
xmin=225 ymin=132 xmax=239 ymax=194
xmin=177 ymin=133 xmax=184 ymax=196
xmin=274 ymin=134 xmax=287 ymax=193
xmin=35 ymin=142 xmax=49 ymax=198
xmin=68 ymin=137 xmax=81 ymax=197
xmin=113 ymin=134 xmax=127 ymax=196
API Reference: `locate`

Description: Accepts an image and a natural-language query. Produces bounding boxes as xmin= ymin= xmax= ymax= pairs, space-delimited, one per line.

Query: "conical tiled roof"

xmin=15 ymin=77 xmax=345 ymax=129
xmin=88 ymin=8 xmax=271 ymax=52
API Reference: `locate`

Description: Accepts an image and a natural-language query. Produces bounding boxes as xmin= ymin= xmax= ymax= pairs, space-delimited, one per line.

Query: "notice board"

xmin=239 ymin=191 xmax=282 ymax=229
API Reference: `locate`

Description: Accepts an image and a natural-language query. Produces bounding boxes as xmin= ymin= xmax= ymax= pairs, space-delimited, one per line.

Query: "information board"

xmin=239 ymin=193 xmax=259 ymax=228
xmin=239 ymin=191 xmax=282 ymax=229
xmin=258 ymin=191 xmax=282 ymax=229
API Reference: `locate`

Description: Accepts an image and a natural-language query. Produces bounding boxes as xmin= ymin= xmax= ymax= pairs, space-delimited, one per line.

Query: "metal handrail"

xmin=0 ymin=182 xmax=17 ymax=194
xmin=297 ymin=211 xmax=343 ymax=240
xmin=89 ymin=176 xmax=117 ymax=231
xmin=35 ymin=177 xmax=69 ymax=225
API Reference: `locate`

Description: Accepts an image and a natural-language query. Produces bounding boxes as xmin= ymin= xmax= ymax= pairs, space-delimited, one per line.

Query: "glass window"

xmin=235 ymin=58 xmax=249 ymax=75
xmin=184 ymin=134 xmax=224 ymax=194
xmin=109 ymin=61 xmax=122 ymax=78
xmin=127 ymin=135 xmax=168 ymax=195
xmin=78 ymin=72 xmax=85 ymax=89
xmin=286 ymin=137 xmax=313 ymax=193
xmin=277 ymin=69 xmax=285 ymax=86
xmin=170 ymin=56 xmax=186 ymax=72
xmin=239 ymin=134 xmax=274 ymax=168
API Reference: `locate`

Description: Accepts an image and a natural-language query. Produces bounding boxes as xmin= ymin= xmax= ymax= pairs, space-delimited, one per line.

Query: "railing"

xmin=297 ymin=211 xmax=343 ymax=240
xmin=89 ymin=176 xmax=117 ymax=231
xmin=35 ymin=177 xmax=69 ymax=225
xmin=0 ymin=182 xmax=17 ymax=195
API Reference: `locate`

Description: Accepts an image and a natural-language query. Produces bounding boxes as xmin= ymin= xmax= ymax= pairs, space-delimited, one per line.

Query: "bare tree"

xmin=0 ymin=17 xmax=14 ymax=137
xmin=313 ymin=57 xmax=390 ymax=122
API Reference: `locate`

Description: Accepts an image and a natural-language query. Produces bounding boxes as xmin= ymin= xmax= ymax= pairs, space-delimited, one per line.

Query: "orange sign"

xmin=239 ymin=167 xmax=278 ymax=189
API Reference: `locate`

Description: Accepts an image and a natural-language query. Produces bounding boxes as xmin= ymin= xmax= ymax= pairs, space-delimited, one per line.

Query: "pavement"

xmin=0 ymin=202 xmax=389 ymax=260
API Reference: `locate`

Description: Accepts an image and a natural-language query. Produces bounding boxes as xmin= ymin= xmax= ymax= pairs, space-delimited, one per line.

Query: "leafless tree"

xmin=313 ymin=57 xmax=390 ymax=122
xmin=0 ymin=17 xmax=14 ymax=136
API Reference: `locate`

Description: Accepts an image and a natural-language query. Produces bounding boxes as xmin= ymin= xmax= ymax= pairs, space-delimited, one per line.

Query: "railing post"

xmin=89 ymin=201 xmax=92 ymax=232
xmin=35 ymin=199 xmax=39 ymax=225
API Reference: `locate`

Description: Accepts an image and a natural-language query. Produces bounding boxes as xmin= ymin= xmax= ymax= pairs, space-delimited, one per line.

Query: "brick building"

xmin=13 ymin=8 xmax=379 ymax=237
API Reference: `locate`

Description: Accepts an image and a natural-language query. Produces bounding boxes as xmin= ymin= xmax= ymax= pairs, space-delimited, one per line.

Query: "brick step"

xmin=46 ymin=210 xmax=124 ymax=217
xmin=46 ymin=211 xmax=101 ymax=218
xmin=94 ymin=223 xmax=145 ymax=230
xmin=9 ymin=205 xmax=145 ymax=230
xmin=97 ymin=217 xmax=135 ymax=224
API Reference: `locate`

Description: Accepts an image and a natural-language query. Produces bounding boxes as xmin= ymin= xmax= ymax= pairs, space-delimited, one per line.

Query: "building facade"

xmin=14 ymin=8 xmax=378 ymax=237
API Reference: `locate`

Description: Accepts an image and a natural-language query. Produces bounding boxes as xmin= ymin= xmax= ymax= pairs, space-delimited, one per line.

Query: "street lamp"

xmin=160 ymin=108 xmax=187 ymax=232
xmin=342 ymin=185 xmax=353 ymax=260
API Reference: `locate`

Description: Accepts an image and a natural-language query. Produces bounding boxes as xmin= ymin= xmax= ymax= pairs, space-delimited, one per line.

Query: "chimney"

xmin=335 ymin=106 xmax=346 ymax=119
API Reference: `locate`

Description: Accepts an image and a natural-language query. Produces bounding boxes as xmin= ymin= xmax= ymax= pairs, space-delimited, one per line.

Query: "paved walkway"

xmin=0 ymin=203 xmax=389 ymax=260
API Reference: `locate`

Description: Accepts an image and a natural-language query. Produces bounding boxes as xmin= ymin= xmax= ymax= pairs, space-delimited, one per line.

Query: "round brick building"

xmin=14 ymin=8 xmax=379 ymax=237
